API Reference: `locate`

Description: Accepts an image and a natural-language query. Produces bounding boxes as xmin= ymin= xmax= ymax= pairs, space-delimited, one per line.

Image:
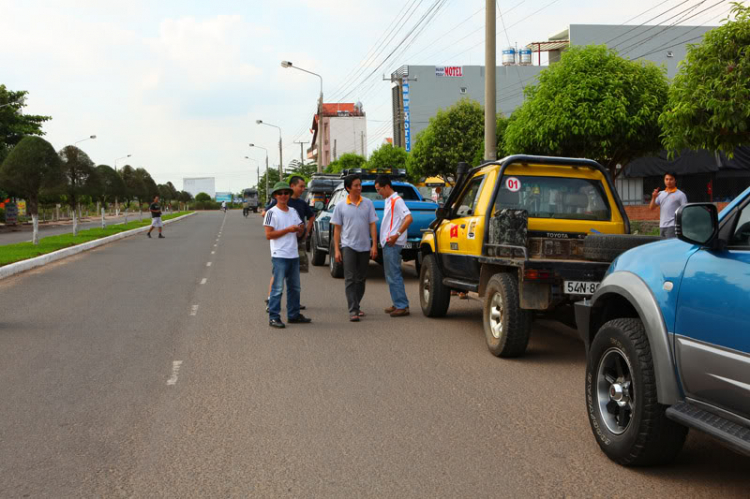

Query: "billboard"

xmin=435 ymin=66 xmax=463 ymax=77
xmin=183 ymin=177 xmax=216 ymax=199
xmin=215 ymin=192 xmax=233 ymax=202
xmin=402 ymin=80 xmax=411 ymax=152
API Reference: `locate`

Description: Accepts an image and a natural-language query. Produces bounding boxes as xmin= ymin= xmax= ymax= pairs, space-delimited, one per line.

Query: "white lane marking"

xmin=167 ymin=361 xmax=183 ymax=385
xmin=191 ymin=304 xmax=199 ymax=316
xmin=211 ymin=251 xmax=215 ymax=255
xmin=213 ymin=244 xmax=217 ymax=247
xmin=200 ymin=278 xmax=207 ymax=285
xmin=206 ymin=262 xmax=212 ymax=267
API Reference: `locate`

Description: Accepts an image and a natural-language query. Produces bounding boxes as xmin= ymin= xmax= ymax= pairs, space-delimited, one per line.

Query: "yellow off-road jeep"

xmin=419 ymin=155 xmax=659 ymax=358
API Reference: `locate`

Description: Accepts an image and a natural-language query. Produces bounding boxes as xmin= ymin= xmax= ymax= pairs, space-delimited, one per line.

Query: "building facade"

xmin=310 ymin=103 xmax=368 ymax=167
xmin=183 ymin=177 xmax=216 ymax=200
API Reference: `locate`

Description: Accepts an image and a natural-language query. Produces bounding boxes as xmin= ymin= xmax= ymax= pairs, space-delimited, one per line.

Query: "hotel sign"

xmin=435 ymin=66 xmax=463 ymax=77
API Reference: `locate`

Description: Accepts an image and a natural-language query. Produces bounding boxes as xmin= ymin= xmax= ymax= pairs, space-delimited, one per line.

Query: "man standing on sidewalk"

xmin=263 ymin=182 xmax=312 ymax=329
xmin=146 ymin=195 xmax=164 ymax=239
xmin=649 ymin=172 xmax=687 ymax=238
xmin=375 ymin=175 xmax=413 ymax=317
xmin=331 ymin=174 xmax=378 ymax=322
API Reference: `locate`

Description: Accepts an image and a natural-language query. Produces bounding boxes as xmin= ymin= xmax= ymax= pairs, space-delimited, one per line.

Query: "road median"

xmin=0 ymin=212 xmax=195 ymax=280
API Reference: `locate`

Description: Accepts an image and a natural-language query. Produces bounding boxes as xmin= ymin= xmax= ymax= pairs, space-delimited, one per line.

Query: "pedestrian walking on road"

xmin=331 ymin=174 xmax=379 ymax=322
xmin=146 ymin=195 xmax=164 ymax=239
xmin=374 ymin=175 xmax=413 ymax=317
xmin=650 ymin=172 xmax=687 ymax=238
xmin=263 ymin=181 xmax=312 ymax=328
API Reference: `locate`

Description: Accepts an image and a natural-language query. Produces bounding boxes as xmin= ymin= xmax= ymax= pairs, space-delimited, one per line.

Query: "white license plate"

xmin=564 ymin=281 xmax=599 ymax=295
xmin=405 ymin=241 xmax=417 ymax=249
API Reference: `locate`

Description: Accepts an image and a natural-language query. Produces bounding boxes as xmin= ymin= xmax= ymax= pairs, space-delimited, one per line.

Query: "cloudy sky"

xmin=0 ymin=0 xmax=732 ymax=193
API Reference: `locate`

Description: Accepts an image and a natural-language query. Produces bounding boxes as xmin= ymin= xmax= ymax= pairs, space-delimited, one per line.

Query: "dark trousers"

xmin=343 ymin=247 xmax=369 ymax=314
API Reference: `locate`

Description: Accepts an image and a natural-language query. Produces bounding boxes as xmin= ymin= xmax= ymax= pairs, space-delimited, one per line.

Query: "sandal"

xmin=358 ymin=311 xmax=366 ymax=317
xmin=349 ymin=315 xmax=360 ymax=322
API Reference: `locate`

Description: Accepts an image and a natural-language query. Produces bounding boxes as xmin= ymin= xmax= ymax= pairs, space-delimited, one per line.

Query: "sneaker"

xmin=288 ymin=314 xmax=312 ymax=324
xmin=269 ymin=319 xmax=285 ymax=328
xmin=300 ymin=305 xmax=306 ymax=310
xmin=265 ymin=298 xmax=270 ymax=314
xmin=390 ymin=308 xmax=410 ymax=317
xmin=384 ymin=306 xmax=396 ymax=314
xmin=147 ymin=232 xmax=152 ymax=238
xmin=158 ymin=234 xmax=165 ymax=239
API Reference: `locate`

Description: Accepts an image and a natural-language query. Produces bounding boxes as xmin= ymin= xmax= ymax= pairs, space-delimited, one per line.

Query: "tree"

xmin=195 ymin=192 xmax=211 ymax=202
xmin=367 ymin=144 xmax=408 ymax=173
xmin=660 ymin=4 xmax=750 ymax=157
xmin=119 ymin=164 xmax=143 ymax=207
xmin=0 ymin=136 xmax=63 ymax=244
xmin=0 ymin=86 xmax=52 ymax=164
xmin=325 ymin=153 xmax=366 ymax=174
xmin=287 ymin=161 xmax=318 ymax=180
xmin=406 ymin=98 xmax=485 ymax=180
xmin=59 ymin=145 xmax=97 ymax=235
xmin=503 ymin=45 xmax=669 ymax=178
xmin=95 ymin=164 xmax=127 ymax=206
xmin=134 ymin=168 xmax=158 ymax=204
xmin=257 ymin=168 xmax=281 ymax=204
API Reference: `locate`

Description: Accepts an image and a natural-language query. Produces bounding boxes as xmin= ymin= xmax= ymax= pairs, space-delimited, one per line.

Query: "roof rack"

xmin=340 ymin=168 xmax=407 ymax=179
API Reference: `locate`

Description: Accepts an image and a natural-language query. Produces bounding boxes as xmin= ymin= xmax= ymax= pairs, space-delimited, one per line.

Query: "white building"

xmin=309 ymin=103 xmax=368 ymax=168
xmin=183 ymin=177 xmax=216 ymax=199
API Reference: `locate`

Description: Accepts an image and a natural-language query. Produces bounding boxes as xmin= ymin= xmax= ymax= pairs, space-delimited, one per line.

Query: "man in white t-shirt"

xmin=649 ymin=172 xmax=688 ymax=238
xmin=374 ymin=175 xmax=413 ymax=317
xmin=263 ymin=182 xmax=312 ymax=328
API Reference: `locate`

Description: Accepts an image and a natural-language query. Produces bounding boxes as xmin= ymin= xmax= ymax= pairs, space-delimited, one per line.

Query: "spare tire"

xmin=584 ymin=234 xmax=662 ymax=262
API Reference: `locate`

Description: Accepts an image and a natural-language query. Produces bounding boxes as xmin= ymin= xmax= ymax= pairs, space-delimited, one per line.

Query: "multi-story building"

xmin=309 ymin=103 xmax=367 ymax=168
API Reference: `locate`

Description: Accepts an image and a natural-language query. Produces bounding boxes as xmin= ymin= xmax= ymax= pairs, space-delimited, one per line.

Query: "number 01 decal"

xmin=505 ymin=177 xmax=521 ymax=192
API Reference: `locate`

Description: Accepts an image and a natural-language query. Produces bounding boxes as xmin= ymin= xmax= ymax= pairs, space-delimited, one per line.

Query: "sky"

xmin=0 ymin=0 xmax=734 ymax=194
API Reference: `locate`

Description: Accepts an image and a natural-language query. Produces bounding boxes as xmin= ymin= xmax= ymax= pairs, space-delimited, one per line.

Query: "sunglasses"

xmin=276 ymin=191 xmax=291 ymax=196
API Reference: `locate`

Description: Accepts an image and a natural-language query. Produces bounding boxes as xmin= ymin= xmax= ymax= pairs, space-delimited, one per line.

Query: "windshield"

xmin=361 ymin=184 xmax=420 ymax=201
xmin=494 ymin=176 xmax=611 ymax=221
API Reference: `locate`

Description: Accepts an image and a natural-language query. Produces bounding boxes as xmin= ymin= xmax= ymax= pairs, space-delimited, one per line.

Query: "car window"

xmin=361 ymin=184 xmax=420 ymax=201
xmin=454 ymin=176 xmax=484 ymax=217
xmin=327 ymin=190 xmax=343 ymax=211
xmin=730 ymin=204 xmax=750 ymax=248
xmin=494 ymin=175 xmax=611 ymax=221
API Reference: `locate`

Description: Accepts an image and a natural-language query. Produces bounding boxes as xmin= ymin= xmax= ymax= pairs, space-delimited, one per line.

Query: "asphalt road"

xmin=0 ymin=211 xmax=747 ymax=497
xmin=0 ymin=212 xmax=156 ymax=246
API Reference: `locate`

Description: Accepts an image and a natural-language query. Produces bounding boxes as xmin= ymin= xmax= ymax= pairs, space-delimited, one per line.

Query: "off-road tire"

xmin=586 ymin=318 xmax=688 ymax=466
xmin=482 ymin=273 xmax=532 ymax=358
xmin=419 ymin=254 xmax=450 ymax=317
xmin=311 ymin=231 xmax=326 ymax=266
xmin=329 ymin=240 xmax=344 ymax=278
xmin=584 ymin=234 xmax=662 ymax=262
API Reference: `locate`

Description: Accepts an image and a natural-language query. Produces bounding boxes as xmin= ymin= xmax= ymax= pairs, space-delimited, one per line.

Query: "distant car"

xmin=310 ymin=178 xmax=438 ymax=278
xmin=575 ymin=185 xmax=750 ymax=466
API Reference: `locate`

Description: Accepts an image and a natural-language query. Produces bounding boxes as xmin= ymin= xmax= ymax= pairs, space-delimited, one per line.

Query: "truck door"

xmin=674 ymin=200 xmax=750 ymax=419
xmin=436 ymin=173 xmax=487 ymax=280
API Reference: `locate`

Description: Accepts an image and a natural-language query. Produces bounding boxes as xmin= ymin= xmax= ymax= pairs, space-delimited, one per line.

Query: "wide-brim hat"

xmin=270 ymin=181 xmax=293 ymax=197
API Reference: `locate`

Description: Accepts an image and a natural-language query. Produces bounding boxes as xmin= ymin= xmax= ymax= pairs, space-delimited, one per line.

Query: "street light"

xmin=244 ymin=156 xmax=259 ymax=189
xmin=249 ymin=143 xmax=270 ymax=202
xmin=256 ymin=120 xmax=283 ymax=177
xmin=74 ymin=135 xmax=97 ymax=147
xmin=281 ymin=60 xmax=324 ymax=173
xmin=0 ymin=95 xmax=26 ymax=109
xmin=114 ymin=154 xmax=131 ymax=172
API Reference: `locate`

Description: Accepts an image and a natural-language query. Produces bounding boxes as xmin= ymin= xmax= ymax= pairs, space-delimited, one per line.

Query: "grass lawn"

xmin=0 ymin=212 xmax=193 ymax=267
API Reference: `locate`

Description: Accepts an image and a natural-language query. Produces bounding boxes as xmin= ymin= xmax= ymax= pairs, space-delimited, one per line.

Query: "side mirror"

xmin=676 ymin=203 xmax=718 ymax=246
xmin=435 ymin=207 xmax=449 ymax=219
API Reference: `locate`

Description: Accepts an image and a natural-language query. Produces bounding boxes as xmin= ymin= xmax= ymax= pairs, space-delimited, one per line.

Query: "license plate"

xmin=564 ymin=281 xmax=599 ymax=295
xmin=405 ymin=241 xmax=417 ymax=249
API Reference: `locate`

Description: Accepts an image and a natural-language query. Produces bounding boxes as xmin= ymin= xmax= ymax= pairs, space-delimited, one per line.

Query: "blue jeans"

xmin=383 ymin=244 xmax=409 ymax=310
xmin=269 ymin=257 xmax=301 ymax=322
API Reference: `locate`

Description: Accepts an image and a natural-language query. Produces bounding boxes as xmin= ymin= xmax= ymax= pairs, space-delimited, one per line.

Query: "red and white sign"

xmin=505 ymin=177 xmax=522 ymax=192
xmin=435 ymin=66 xmax=463 ymax=77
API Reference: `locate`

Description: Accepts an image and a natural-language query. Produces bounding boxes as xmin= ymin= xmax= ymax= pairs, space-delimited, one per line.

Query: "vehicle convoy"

xmin=418 ymin=155 xmax=660 ymax=358
xmin=310 ymin=171 xmax=438 ymax=278
xmin=575 ymin=186 xmax=750 ymax=466
xmin=242 ymin=188 xmax=259 ymax=216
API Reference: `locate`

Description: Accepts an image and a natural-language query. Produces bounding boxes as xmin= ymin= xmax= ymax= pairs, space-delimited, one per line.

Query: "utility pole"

xmin=294 ymin=141 xmax=309 ymax=170
xmin=485 ymin=0 xmax=497 ymax=161
xmin=257 ymin=167 xmax=260 ymax=189
xmin=278 ymin=138 xmax=283 ymax=178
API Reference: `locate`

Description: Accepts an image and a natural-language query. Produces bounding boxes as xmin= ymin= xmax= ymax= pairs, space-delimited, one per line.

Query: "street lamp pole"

xmin=256 ymin=120 xmax=283 ymax=177
xmin=281 ymin=61 xmax=324 ymax=172
xmin=114 ymin=154 xmax=131 ymax=173
xmin=74 ymin=135 xmax=97 ymax=147
xmin=249 ymin=144 xmax=270 ymax=203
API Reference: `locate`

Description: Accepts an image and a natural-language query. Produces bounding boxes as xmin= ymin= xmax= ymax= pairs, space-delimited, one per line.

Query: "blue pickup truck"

xmin=310 ymin=179 xmax=438 ymax=278
xmin=575 ymin=185 xmax=750 ymax=466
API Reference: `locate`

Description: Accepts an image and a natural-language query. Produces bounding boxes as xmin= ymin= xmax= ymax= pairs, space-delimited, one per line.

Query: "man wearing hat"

xmin=263 ymin=182 xmax=312 ymax=328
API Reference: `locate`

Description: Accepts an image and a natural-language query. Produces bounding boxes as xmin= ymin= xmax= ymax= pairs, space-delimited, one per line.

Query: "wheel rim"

xmin=422 ymin=265 xmax=431 ymax=304
xmin=488 ymin=292 xmax=504 ymax=339
xmin=596 ymin=347 xmax=635 ymax=435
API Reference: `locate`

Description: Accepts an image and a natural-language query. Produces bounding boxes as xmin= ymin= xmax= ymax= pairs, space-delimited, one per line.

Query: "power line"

xmin=603 ymin=0 xmax=695 ymax=46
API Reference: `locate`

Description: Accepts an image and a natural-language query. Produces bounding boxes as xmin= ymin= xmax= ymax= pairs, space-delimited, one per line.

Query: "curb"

xmin=0 ymin=212 xmax=197 ymax=281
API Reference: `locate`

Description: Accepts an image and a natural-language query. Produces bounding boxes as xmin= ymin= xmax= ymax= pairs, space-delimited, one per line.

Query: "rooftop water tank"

xmin=519 ymin=48 xmax=532 ymax=66
xmin=501 ymin=47 xmax=516 ymax=66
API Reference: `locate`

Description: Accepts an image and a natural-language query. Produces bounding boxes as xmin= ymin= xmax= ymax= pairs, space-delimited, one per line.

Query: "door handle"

xmin=460 ymin=224 xmax=466 ymax=228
